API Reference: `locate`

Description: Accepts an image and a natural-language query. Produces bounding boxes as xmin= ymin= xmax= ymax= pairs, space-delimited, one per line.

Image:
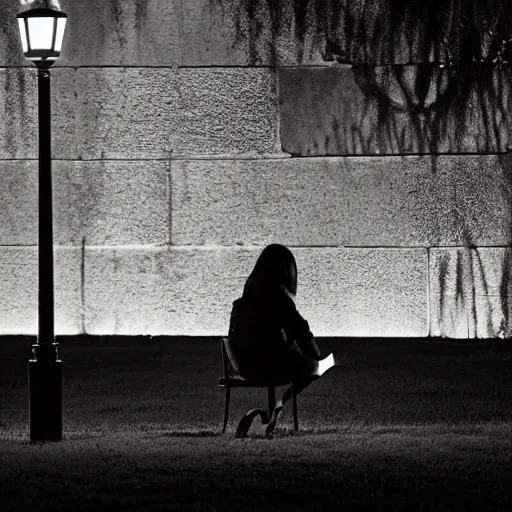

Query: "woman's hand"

xmin=297 ymin=332 xmax=323 ymax=360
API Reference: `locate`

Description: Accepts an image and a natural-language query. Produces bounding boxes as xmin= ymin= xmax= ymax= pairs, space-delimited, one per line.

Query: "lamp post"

xmin=17 ymin=0 xmax=67 ymax=442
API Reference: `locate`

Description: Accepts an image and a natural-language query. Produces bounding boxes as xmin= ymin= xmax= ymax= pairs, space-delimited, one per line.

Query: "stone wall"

xmin=0 ymin=0 xmax=510 ymax=337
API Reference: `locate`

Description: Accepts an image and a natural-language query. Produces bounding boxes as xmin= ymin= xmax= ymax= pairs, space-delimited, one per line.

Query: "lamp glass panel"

xmin=17 ymin=19 xmax=28 ymax=52
xmin=54 ymin=17 xmax=66 ymax=52
xmin=27 ymin=17 xmax=55 ymax=50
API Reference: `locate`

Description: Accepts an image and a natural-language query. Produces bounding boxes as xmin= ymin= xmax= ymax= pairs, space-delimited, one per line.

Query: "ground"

xmin=1 ymin=336 xmax=511 ymax=511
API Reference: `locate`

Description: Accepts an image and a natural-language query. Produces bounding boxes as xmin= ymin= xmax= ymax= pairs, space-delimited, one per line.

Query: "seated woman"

xmin=228 ymin=243 xmax=335 ymax=437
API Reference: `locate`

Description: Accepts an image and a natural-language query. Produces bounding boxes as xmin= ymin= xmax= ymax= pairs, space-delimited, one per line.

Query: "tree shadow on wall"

xmin=350 ymin=63 xmax=510 ymax=156
xmin=210 ymin=0 xmax=512 ymax=156
xmin=208 ymin=0 xmax=512 ymax=66
xmin=436 ymin=153 xmax=512 ymax=339
xmin=436 ymin=246 xmax=512 ymax=338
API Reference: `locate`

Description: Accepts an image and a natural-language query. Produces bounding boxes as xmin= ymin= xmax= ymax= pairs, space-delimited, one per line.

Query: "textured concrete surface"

xmin=280 ymin=66 xmax=369 ymax=156
xmin=0 ymin=160 xmax=169 ymax=246
xmin=280 ymin=66 xmax=511 ymax=155
xmin=1 ymin=1 xmax=507 ymax=67
xmin=0 ymin=1 xmax=510 ymax=339
xmin=294 ymin=248 xmax=428 ymax=337
xmin=446 ymin=154 xmax=512 ymax=246
xmin=83 ymin=247 xmax=253 ymax=335
xmin=0 ymin=0 xmax=29 ymax=67
xmin=60 ymin=0 xmax=181 ymax=67
xmin=188 ymin=0 xmax=325 ymax=66
xmin=181 ymin=0 xmax=251 ymax=66
xmin=53 ymin=160 xmax=169 ymax=245
xmin=76 ymin=68 xmax=280 ymax=158
xmin=0 ymin=247 xmax=82 ymax=335
xmin=347 ymin=154 xmax=512 ymax=247
xmin=0 ymin=0 xmax=323 ymax=67
xmin=0 ymin=248 xmax=37 ymax=335
xmin=3 ymin=153 xmax=506 ymax=249
xmin=0 ymin=0 xmax=181 ymax=67
xmin=83 ymin=247 xmax=427 ymax=336
xmin=171 ymin=158 xmax=350 ymax=246
xmin=0 ymin=68 xmax=38 ymax=158
xmin=0 ymin=68 xmax=77 ymax=159
xmin=0 ymin=0 xmax=445 ymax=67
xmin=430 ymin=248 xmax=512 ymax=338
xmin=172 ymin=155 xmax=512 ymax=247
xmin=0 ymin=161 xmax=37 ymax=245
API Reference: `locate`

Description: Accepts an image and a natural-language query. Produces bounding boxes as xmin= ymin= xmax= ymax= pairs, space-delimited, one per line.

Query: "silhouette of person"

xmin=228 ymin=244 xmax=335 ymax=437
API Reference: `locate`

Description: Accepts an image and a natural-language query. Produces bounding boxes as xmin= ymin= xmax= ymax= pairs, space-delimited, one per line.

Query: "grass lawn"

xmin=1 ymin=336 xmax=512 ymax=511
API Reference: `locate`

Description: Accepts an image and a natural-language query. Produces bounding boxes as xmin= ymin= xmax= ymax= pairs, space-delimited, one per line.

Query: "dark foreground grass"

xmin=1 ymin=336 xmax=512 ymax=511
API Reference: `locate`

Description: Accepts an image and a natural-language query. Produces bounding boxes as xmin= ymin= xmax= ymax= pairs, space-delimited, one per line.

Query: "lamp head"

xmin=17 ymin=0 xmax=67 ymax=65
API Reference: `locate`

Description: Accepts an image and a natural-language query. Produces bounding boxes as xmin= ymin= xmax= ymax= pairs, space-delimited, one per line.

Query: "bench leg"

xmin=222 ymin=386 xmax=230 ymax=434
xmin=292 ymin=384 xmax=298 ymax=431
xmin=268 ymin=386 xmax=276 ymax=419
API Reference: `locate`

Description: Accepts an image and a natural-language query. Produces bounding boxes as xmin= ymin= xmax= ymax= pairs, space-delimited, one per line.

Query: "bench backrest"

xmin=221 ymin=337 xmax=241 ymax=377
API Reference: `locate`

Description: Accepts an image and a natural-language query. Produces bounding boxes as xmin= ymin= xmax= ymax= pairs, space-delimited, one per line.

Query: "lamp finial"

xmin=19 ymin=0 xmax=63 ymax=13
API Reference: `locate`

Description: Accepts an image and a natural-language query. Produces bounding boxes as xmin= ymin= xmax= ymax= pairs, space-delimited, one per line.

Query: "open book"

xmin=315 ymin=352 xmax=335 ymax=376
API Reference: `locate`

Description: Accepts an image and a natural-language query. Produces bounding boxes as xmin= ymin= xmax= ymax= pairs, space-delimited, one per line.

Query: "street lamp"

xmin=17 ymin=0 xmax=67 ymax=442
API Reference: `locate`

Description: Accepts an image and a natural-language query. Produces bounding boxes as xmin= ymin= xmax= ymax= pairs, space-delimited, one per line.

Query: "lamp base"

xmin=29 ymin=343 xmax=62 ymax=442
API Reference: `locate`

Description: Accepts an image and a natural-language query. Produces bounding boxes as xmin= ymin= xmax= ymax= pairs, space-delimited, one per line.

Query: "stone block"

xmin=0 ymin=68 xmax=36 ymax=159
xmin=55 ymin=0 xmax=181 ymax=67
xmin=430 ymin=248 xmax=512 ymax=338
xmin=0 ymin=247 xmax=82 ymax=335
xmin=280 ymin=66 xmax=510 ymax=156
xmin=0 ymin=247 xmax=36 ymax=334
xmin=194 ymin=0 xmax=453 ymax=66
xmin=0 ymin=160 xmax=169 ymax=246
xmin=171 ymin=155 xmax=512 ymax=247
xmin=280 ymin=66 xmax=368 ymax=156
xmin=0 ymin=161 xmax=37 ymax=245
xmin=53 ymin=160 xmax=169 ymax=245
xmin=182 ymin=0 xmax=325 ymax=66
xmin=181 ymin=0 xmax=250 ymax=66
xmin=83 ymin=247 xmax=254 ymax=335
xmin=445 ymin=154 xmax=512 ymax=246
xmin=51 ymin=68 xmax=78 ymax=159
xmin=0 ymin=0 xmax=28 ymax=67
xmin=171 ymin=158 xmax=350 ymax=246
xmin=54 ymin=248 xmax=84 ymax=335
xmin=294 ymin=248 xmax=428 ymax=337
xmin=0 ymin=68 xmax=76 ymax=159
xmin=83 ymin=247 xmax=427 ymax=336
xmin=345 ymin=156 xmax=451 ymax=246
xmin=76 ymin=67 xmax=280 ymax=158
xmin=347 ymin=154 xmax=512 ymax=247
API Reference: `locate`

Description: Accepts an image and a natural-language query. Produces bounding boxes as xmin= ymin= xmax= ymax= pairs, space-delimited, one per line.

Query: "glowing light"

xmin=17 ymin=19 xmax=28 ymax=52
xmin=54 ymin=17 xmax=66 ymax=52
xmin=27 ymin=17 xmax=54 ymax=49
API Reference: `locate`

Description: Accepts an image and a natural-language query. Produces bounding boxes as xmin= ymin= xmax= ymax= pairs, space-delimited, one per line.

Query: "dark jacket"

xmin=228 ymin=286 xmax=322 ymax=379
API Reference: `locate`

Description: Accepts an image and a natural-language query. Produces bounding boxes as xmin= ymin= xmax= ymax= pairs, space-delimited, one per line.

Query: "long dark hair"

xmin=243 ymin=244 xmax=297 ymax=297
